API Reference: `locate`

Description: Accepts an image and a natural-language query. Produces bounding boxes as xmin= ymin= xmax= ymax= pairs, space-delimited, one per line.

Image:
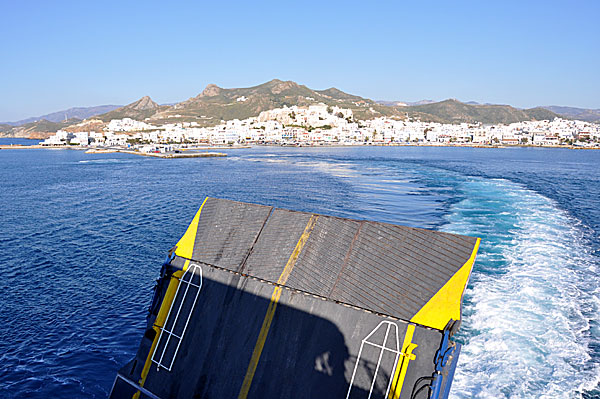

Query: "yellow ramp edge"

xmin=387 ymin=324 xmax=418 ymax=399
xmin=174 ymin=197 xmax=209 ymax=259
xmin=133 ymin=198 xmax=209 ymax=398
xmin=410 ymin=238 xmax=480 ymax=331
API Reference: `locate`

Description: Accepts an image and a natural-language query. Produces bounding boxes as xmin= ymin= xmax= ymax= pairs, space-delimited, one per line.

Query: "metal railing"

xmin=346 ymin=321 xmax=402 ymax=399
xmin=151 ymin=263 xmax=203 ymax=371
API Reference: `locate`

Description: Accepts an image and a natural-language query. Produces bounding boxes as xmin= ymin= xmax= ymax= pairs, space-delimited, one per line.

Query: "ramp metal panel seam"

xmin=237 ymin=206 xmax=274 ymax=274
xmin=330 ymin=220 xmax=364 ymax=297
xmin=242 ymin=209 xmax=313 ymax=281
xmin=170 ymin=256 xmax=448 ymax=328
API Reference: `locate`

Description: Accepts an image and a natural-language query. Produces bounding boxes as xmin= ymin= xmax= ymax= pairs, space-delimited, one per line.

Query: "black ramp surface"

xmin=329 ymin=221 xmax=477 ymax=320
xmin=188 ymin=199 xmax=477 ymax=322
xmin=191 ymin=198 xmax=272 ymax=272
xmin=287 ymin=215 xmax=361 ymax=297
xmin=243 ymin=208 xmax=312 ymax=280
xmin=136 ymin=266 xmax=441 ymax=399
xmin=110 ymin=198 xmax=479 ymax=399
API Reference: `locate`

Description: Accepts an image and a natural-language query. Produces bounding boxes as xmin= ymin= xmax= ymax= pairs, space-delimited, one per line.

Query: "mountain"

xmin=542 ymin=106 xmax=600 ymax=123
xmin=377 ymin=101 xmax=408 ymax=107
xmin=377 ymin=100 xmax=435 ymax=107
xmin=149 ymin=79 xmax=397 ymax=125
xmin=159 ymin=81 xmax=561 ymax=125
xmin=315 ymin=87 xmax=366 ymax=102
xmin=391 ymin=99 xmax=559 ymax=124
xmin=407 ymin=100 xmax=436 ymax=106
xmin=3 ymin=105 xmax=121 ymax=126
xmin=1 ymin=80 xmax=576 ymax=138
xmin=94 ymin=96 xmax=164 ymax=122
xmin=0 ymin=119 xmax=82 ymax=139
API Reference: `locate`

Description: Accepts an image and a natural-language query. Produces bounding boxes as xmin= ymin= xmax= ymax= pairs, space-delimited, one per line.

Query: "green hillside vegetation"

xmin=316 ymin=87 xmax=366 ymax=102
xmin=0 ymin=124 xmax=12 ymax=133
xmin=396 ymin=99 xmax=560 ymax=124
xmin=543 ymin=106 xmax=600 ymax=123
xmin=0 ymin=119 xmax=81 ymax=138
xmin=146 ymin=81 xmax=560 ymax=126
xmin=524 ymin=107 xmax=561 ymax=121
xmin=148 ymin=79 xmax=398 ymax=126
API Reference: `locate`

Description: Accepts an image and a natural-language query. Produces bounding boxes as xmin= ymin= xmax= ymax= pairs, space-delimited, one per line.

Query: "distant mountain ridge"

xmin=396 ymin=99 xmax=558 ymax=124
xmin=4 ymin=79 xmax=592 ymax=139
xmin=3 ymin=105 xmax=121 ymax=126
xmin=0 ymin=119 xmax=81 ymax=139
xmin=377 ymin=100 xmax=436 ymax=107
xmin=542 ymin=106 xmax=600 ymax=123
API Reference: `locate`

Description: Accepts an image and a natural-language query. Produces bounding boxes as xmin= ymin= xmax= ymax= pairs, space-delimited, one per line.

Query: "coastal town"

xmin=39 ymin=103 xmax=600 ymax=151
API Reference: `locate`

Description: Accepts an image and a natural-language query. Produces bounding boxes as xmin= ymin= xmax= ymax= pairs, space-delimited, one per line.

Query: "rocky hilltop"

xmin=94 ymin=96 xmax=163 ymax=122
xmin=147 ymin=79 xmax=396 ymax=125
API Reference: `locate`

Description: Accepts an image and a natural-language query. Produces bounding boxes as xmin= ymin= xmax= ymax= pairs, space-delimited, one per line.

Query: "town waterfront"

xmin=0 ymin=146 xmax=599 ymax=398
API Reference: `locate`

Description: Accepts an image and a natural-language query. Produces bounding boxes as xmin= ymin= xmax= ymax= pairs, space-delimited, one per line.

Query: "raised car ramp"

xmin=110 ymin=197 xmax=480 ymax=399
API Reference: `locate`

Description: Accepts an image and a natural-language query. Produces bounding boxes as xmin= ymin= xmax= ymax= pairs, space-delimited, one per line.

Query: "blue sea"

xmin=1 ymin=141 xmax=599 ymax=398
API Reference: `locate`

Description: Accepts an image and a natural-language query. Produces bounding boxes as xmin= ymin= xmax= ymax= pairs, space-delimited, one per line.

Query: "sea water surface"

xmin=0 ymin=144 xmax=599 ymax=398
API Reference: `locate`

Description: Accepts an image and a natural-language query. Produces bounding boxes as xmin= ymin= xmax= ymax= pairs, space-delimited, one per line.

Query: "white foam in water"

xmin=443 ymin=178 xmax=600 ymax=398
xmin=78 ymin=158 xmax=129 ymax=164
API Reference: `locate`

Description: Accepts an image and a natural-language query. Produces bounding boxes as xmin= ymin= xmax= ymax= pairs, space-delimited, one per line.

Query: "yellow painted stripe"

xmin=238 ymin=215 xmax=319 ymax=399
xmin=388 ymin=324 xmax=418 ymax=399
xmin=276 ymin=215 xmax=318 ymax=285
xmin=410 ymin=238 xmax=481 ymax=330
xmin=133 ymin=199 xmax=209 ymax=398
xmin=236 ymin=286 xmax=282 ymax=399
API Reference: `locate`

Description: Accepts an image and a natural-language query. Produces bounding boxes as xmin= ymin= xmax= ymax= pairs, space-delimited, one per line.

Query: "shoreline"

xmin=86 ymin=148 xmax=227 ymax=158
xmin=0 ymin=145 xmax=231 ymax=157
xmin=1 ymin=143 xmax=598 ymax=151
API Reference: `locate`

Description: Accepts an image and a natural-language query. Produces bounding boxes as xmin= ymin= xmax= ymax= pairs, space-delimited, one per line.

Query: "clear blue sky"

xmin=1 ymin=0 xmax=598 ymax=121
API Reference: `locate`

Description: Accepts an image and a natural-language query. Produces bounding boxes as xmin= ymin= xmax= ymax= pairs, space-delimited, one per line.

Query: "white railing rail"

xmin=151 ymin=263 xmax=203 ymax=371
xmin=346 ymin=321 xmax=401 ymax=399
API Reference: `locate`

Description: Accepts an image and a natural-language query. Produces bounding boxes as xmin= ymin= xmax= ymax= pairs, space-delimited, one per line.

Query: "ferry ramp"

xmin=110 ymin=197 xmax=480 ymax=399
